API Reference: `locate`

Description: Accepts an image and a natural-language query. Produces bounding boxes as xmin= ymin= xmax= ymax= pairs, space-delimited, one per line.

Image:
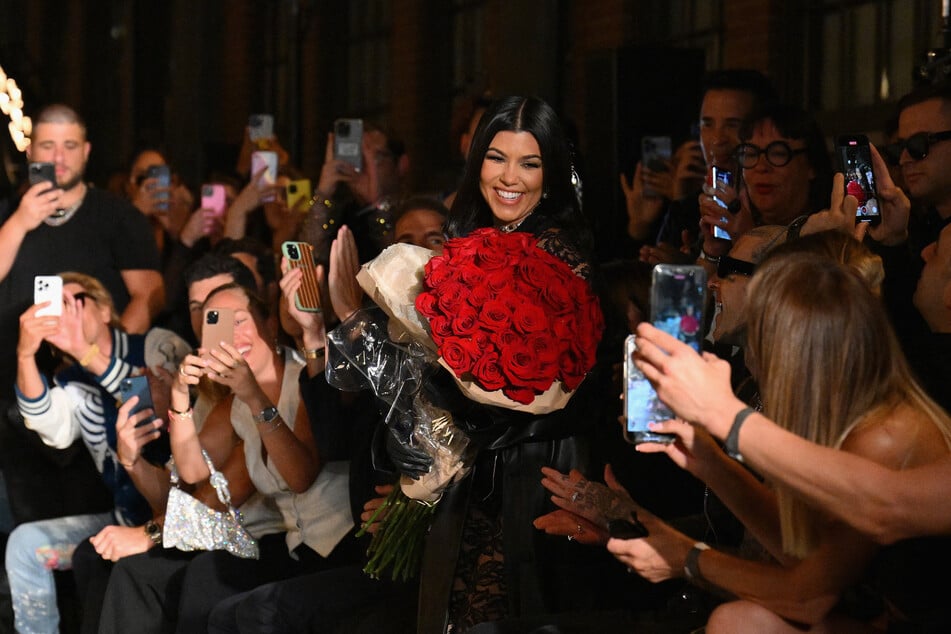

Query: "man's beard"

xmin=57 ymin=169 xmax=85 ymax=192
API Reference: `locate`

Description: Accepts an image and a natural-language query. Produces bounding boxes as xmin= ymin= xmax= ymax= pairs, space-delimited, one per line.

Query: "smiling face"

xmin=742 ymin=119 xmax=814 ymax=225
xmin=479 ymin=131 xmax=544 ymax=228
xmin=699 ymin=89 xmax=754 ymax=168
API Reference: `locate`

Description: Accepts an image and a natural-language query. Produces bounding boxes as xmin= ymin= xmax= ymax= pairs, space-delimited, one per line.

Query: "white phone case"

xmin=34 ymin=275 xmax=63 ymax=317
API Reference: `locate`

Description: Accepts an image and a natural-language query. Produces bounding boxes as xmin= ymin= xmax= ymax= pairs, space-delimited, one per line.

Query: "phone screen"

xmin=711 ymin=167 xmax=735 ymax=241
xmin=146 ymin=165 xmax=171 ymax=211
xmin=624 ymin=264 xmax=707 ymax=445
xmin=836 ymin=135 xmax=880 ymax=225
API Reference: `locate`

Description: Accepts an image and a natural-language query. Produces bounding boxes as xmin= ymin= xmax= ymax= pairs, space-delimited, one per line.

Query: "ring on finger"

xmin=179 ymin=367 xmax=187 ymax=377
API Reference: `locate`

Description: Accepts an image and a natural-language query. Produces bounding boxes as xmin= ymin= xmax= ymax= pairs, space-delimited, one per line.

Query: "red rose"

xmin=485 ymin=270 xmax=513 ymax=294
xmin=467 ymin=282 xmax=492 ymax=309
xmin=526 ymin=332 xmax=559 ymax=367
xmin=503 ymin=384 xmax=536 ymax=405
xmin=517 ymin=256 xmax=556 ymax=291
xmin=476 ymin=244 xmax=510 ymax=270
xmin=559 ymin=345 xmax=587 ymax=391
xmin=436 ymin=281 xmax=469 ymax=313
xmin=471 ymin=350 xmax=507 ymax=391
xmin=424 ymin=255 xmax=452 ymax=288
xmin=480 ymin=299 xmax=513 ymax=332
xmin=429 ymin=315 xmax=453 ymax=346
xmin=538 ymin=281 xmax=574 ymax=315
xmin=451 ymin=305 xmax=480 ymax=336
xmin=500 ymin=341 xmax=553 ymax=392
xmin=512 ymin=301 xmax=548 ymax=334
xmin=441 ymin=336 xmax=480 ymax=376
xmin=415 ymin=291 xmax=439 ymax=319
xmin=492 ymin=329 xmax=520 ymax=350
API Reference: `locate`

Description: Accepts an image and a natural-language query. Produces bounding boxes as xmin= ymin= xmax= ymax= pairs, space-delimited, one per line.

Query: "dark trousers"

xmin=99 ymin=531 xmax=363 ymax=634
xmin=71 ymin=538 xmax=114 ymax=634
xmin=208 ymin=564 xmax=418 ymax=634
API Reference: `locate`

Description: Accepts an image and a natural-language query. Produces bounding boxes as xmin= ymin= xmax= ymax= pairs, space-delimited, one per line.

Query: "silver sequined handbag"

xmin=162 ymin=449 xmax=259 ymax=559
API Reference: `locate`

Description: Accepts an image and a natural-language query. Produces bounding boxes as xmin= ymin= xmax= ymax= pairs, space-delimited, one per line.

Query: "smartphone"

xmin=640 ymin=135 xmax=672 ymax=198
xmin=836 ymin=135 xmax=881 ymax=226
xmin=285 ymin=178 xmax=312 ymax=212
xmin=711 ymin=166 xmax=735 ymax=241
xmin=200 ymin=183 xmax=228 ymax=218
xmin=28 ymin=161 xmax=57 ymax=193
xmin=251 ymin=150 xmax=279 ymax=202
xmin=201 ymin=307 xmax=235 ymax=352
xmin=118 ymin=374 xmax=171 ymax=466
xmin=146 ymin=164 xmax=171 ymax=211
xmin=248 ymin=113 xmax=274 ymax=143
xmin=333 ymin=118 xmax=364 ymax=172
xmin=34 ymin=275 xmax=63 ymax=317
xmin=282 ymin=241 xmax=322 ymax=312
xmin=624 ymin=264 xmax=707 ymax=445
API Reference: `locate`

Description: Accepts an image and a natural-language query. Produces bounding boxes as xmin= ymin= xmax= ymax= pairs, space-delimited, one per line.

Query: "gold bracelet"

xmin=300 ymin=347 xmax=326 ymax=360
xmin=79 ymin=343 xmax=100 ymax=367
xmin=118 ymin=455 xmax=138 ymax=469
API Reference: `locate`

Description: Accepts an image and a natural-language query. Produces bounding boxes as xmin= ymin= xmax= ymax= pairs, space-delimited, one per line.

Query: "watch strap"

xmin=725 ymin=406 xmax=755 ymax=463
xmin=683 ymin=541 xmax=710 ymax=581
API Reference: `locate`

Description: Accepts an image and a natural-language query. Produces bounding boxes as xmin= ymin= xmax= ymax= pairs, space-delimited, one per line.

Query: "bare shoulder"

xmin=841 ymin=402 xmax=951 ymax=470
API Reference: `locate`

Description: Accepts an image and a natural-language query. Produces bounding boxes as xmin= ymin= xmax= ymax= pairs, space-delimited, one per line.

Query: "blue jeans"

xmin=5 ymin=511 xmax=114 ymax=634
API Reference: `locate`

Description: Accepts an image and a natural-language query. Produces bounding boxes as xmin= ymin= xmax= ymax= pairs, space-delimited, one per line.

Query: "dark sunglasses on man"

xmin=716 ymin=255 xmax=755 ymax=279
xmin=883 ymin=130 xmax=951 ymax=166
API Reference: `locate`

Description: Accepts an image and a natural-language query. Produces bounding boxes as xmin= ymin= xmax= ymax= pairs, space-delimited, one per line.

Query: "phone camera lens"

xmin=206 ymin=311 xmax=219 ymax=325
xmin=337 ymin=122 xmax=351 ymax=136
xmin=288 ymin=184 xmax=298 ymax=194
xmin=288 ymin=245 xmax=299 ymax=258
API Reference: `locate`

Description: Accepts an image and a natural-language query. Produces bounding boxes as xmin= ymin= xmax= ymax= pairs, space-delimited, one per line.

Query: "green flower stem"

xmin=360 ymin=485 xmax=437 ymax=581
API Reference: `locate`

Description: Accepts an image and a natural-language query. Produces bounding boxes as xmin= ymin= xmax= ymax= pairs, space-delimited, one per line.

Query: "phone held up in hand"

xmin=710 ymin=166 xmax=735 ymax=241
xmin=282 ymin=241 xmax=322 ymax=312
xmin=623 ymin=264 xmax=707 ymax=445
xmin=333 ymin=118 xmax=364 ymax=172
xmin=201 ymin=307 xmax=235 ymax=353
xmin=640 ymin=135 xmax=672 ymax=198
xmin=118 ymin=374 xmax=171 ymax=466
xmin=28 ymin=162 xmax=57 ymax=194
xmin=34 ymin=275 xmax=63 ymax=317
xmin=146 ymin=164 xmax=171 ymax=212
xmin=248 ymin=113 xmax=274 ymax=143
xmin=285 ymin=178 xmax=312 ymax=212
xmin=835 ymin=134 xmax=881 ymax=226
xmin=201 ymin=183 xmax=228 ymax=218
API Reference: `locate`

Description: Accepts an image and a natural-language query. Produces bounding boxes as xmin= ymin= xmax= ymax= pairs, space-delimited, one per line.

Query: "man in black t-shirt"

xmin=0 ymin=104 xmax=163 ymax=525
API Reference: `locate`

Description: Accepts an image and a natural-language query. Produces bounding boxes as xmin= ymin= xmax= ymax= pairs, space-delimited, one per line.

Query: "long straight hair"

xmin=745 ymin=253 xmax=951 ymax=556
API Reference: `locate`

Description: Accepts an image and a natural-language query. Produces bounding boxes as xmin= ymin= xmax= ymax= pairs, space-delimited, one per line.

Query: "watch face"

xmin=256 ymin=406 xmax=280 ymax=425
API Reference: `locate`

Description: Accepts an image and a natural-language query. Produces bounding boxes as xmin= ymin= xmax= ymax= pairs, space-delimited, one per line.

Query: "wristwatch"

xmin=144 ymin=520 xmax=162 ymax=546
xmin=725 ymin=406 xmax=756 ymax=463
xmin=253 ymin=405 xmax=280 ymax=426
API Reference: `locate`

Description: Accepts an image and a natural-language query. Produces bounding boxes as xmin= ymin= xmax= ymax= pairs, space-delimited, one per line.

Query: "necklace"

xmin=45 ymin=184 xmax=87 ymax=227
xmin=498 ymin=203 xmax=539 ymax=233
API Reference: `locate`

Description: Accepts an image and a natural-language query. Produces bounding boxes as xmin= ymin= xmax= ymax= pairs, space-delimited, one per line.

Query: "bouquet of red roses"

xmin=414 ymin=227 xmax=603 ymax=409
xmin=338 ymin=228 xmax=602 ymax=581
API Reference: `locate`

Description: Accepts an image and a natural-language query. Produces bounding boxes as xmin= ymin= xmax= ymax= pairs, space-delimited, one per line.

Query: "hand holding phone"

xmin=282 ymin=241 xmax=322 ymax=312
xmin=624 ymin=265 xmax=707 ymax=445
xmin=640 ymin=136 xmax=672 ymax=198
xmin=285 ymin=179 xmax=312 ymax=212
xmin=708 ymin=166 xmax=737 ymax=241
xmin=34 ymin=275 xmax=63 ymax=317
xmin=118 ymin=375 xmax=171 ymax=466
xmin=836 ymin=135 xmax=881 ymax=226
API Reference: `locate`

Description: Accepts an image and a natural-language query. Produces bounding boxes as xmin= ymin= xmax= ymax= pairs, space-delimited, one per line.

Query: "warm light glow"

xmin=0 ymin=64 xmax=30 ymax=152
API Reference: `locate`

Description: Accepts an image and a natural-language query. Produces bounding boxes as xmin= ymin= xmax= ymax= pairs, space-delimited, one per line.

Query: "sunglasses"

xmin=883 ymin=130 xmax=951 ymax=165
xmin=735 ymin=141 xmax=808 ymax=169
xmin=717 ymin=255 xmax=755 ymax=278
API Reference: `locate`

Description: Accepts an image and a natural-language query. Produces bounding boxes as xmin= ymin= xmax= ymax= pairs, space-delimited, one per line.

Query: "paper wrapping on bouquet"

xmin=434 ymin=357 xmax=572 ymax=414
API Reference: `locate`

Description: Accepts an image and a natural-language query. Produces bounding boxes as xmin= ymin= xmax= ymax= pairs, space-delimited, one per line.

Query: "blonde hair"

xmin=59 ymin=271 xmax=121 ymax=328
xmin=745 ymin=253 xmax=951 ymax=556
